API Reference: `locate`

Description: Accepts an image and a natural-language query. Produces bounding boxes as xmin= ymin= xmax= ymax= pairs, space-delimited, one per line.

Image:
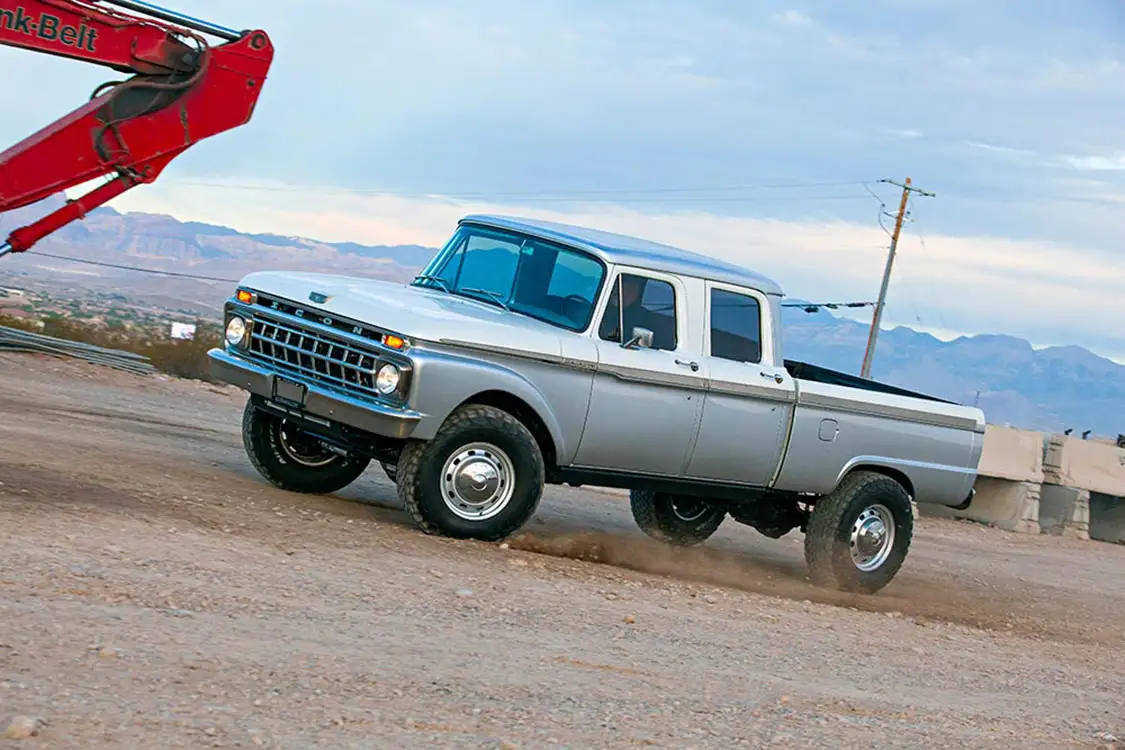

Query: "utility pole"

xmin=860 ymin=177 xmax=935 ymax=379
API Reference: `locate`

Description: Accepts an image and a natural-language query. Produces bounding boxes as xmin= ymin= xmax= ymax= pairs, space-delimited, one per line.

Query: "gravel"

xmin=0 ymin=353 xmax=1123 ymax=748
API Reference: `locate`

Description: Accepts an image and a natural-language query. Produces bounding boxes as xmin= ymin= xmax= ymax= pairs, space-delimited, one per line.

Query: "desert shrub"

xmin=0 ymin=314 xmax=223 ymax=383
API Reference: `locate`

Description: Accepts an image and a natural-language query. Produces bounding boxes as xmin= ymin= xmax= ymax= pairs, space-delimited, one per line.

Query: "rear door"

xmin=684 ymin=281 xmax=795 ymax=486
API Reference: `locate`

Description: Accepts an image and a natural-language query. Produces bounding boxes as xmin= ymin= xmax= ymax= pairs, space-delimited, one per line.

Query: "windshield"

xmin=412 ymin=224 xmax=607 ymax=331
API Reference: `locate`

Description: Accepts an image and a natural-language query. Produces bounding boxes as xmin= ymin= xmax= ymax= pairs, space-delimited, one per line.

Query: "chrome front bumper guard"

xmin=208 ymin=348 xmax=421 ymax=439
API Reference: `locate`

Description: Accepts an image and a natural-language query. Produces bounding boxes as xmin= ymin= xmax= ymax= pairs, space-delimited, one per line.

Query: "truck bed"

xmin=783 ymin=359 xmax=956 ymax=405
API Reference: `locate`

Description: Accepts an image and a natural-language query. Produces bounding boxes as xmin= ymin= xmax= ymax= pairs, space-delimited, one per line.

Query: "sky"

xmin=1 ymin=0 xmax=1123 ymax=358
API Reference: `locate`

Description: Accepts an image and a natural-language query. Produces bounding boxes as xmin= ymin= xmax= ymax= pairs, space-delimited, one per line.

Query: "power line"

xmin=21 ymin=250 xmax=877 ymax=316
xmin=174 ymin=178 xmax=876 ymax=202
xmin=23 ymin=251 xmax=239 ymax=283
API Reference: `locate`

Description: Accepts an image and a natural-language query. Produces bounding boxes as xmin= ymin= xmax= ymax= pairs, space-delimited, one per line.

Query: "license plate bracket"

xmin=273 ymin=377 xmax=307 ymax=407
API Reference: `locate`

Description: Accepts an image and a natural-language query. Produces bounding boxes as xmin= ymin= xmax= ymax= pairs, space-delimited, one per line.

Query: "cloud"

xmin=772 ymin=10 xmax=814 ymax=26
xmin=1066 ymin=154 xmax=1125 ymax=171
xmin=0 ymin=0 xmax=1120 ymax=356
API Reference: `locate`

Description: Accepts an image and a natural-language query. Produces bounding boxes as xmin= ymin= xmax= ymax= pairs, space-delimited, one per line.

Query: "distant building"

xmin=170 ymin=322 xmax=196 ymax=340
xmin=0 ymin=288 xmax=25 ymax=298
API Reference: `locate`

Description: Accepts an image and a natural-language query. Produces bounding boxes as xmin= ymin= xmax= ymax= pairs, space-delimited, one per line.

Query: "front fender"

xmin=406 ymin=346 xmax=568 ymax=458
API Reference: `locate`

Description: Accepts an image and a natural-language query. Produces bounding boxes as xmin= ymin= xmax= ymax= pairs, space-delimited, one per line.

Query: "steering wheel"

xmin=561 ymin=294 xmax=590 ymax=325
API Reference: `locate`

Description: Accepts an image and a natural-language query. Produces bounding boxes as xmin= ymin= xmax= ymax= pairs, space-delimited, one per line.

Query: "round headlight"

xmin=375 ymin=362 xmax=401 ymax=394
xmin=225 ymin=316 xmax=247 ymax=346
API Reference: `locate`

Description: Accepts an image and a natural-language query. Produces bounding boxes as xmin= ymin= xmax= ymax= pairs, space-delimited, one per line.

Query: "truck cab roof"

xmin=459 ymin=214 xmax=786 ymax=298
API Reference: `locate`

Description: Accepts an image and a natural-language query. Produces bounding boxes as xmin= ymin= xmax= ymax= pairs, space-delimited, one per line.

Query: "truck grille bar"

xmin=247 ymin=313 xmax=381 ymax=398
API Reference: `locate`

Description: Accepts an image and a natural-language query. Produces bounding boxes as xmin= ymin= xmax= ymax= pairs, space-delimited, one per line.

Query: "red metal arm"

xmin=0 ymin=0 xmax=273 ymax=256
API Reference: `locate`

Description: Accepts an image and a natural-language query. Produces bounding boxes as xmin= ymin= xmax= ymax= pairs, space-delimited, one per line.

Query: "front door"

xmin=571 ymin=271 xmax=707 ymax=476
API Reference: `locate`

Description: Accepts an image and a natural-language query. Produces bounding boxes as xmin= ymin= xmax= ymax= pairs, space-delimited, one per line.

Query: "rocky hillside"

xmin=2 ymin=196 xmax=1122 ymax=437
xmin=0 ymin=195 xmax=434 ymax=284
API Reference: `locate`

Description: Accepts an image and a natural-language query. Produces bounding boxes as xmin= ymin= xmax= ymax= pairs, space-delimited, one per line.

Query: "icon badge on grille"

xmin=309 ymin=291 xmax=331 ymax=304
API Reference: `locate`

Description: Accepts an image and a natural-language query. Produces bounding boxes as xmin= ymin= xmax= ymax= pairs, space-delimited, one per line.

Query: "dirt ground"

xmin=1 ymin=353 xmax=1123 ymax=749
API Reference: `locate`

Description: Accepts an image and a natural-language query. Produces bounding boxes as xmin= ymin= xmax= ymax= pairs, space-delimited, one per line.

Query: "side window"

xmin=709 ymin=288 xmax=761 ymax=363
xmin=597 ymin=273 xmax=678 ymax=351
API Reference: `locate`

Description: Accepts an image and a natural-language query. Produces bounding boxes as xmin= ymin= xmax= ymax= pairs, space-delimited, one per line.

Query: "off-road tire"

xmin=396 ymin=404 xmax=545 ymax=541
xmin=804 ymin=470 xmax=913 ymax=594
xmin=241 ymin=401 xmax=370 ymax=494
xmin=630 ymin=489 xmax=725 ymax=547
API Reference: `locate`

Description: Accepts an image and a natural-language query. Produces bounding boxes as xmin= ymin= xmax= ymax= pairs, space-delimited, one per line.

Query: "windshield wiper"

xmin=459 ymin=287 xmax=511 ymax=311
xmin=413 ymin=274 xmax=451 ymax=292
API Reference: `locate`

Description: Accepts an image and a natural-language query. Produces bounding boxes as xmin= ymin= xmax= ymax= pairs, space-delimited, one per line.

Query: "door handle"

xmin=675 ymin=359 xmax=700 ymax=372
xmin=760 ymin=371 xmax=784 ymax=384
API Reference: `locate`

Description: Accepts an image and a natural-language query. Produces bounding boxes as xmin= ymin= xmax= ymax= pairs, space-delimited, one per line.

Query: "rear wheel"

xmin=396 ymin=404 xmax=545 ymax=541
xmin=803 ymin=471 xmax=913 ymax=594
xmin=630 ymin=489 xmax=725 ymax=546
xmin=241 ymin=401 xmax=370 ymax=494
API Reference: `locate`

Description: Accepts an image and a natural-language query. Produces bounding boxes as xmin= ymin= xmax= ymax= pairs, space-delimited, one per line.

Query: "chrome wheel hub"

xmin=850 ymin=504 xmax=895 ymax=572
xmin=440 ymin=442 xmax=515 ymax=521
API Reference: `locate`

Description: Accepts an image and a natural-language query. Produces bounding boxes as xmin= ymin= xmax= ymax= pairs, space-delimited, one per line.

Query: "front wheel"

xmin=803 ymin=471 xmax=913 ymax=594
xmin=630 ymin=489 xmax=725 ymax=547
xmin=241 ymin=401 xmax=371 ymax=494
xmin=396 ymin=404 xmax=545 ymax=541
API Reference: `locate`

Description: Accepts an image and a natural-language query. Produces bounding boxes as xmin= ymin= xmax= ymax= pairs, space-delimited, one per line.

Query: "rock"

xmin=5 ymin=716 xmax=44 ymax=740
xmin=703 ymin=595 xmax=718 ymax=604
xmin=624 ymin=615 xmax=636 ymax=624
xmin=455 ymin=588 xmax=473 ymax=597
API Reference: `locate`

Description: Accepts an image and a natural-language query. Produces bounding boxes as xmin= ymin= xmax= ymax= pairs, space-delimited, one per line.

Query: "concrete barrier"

xmin=977 ymin=425 xmax=1046 ymax=483
xmin=1043 ymin=435 xmax=1125 ymax=498
xmin=1038 ymin=484 xmax=1091 ymax=540
xmin=1089 ymin=492 xmax=1125 ymax=545
xmin=921 ymin=478 xmax=1041 ymax=533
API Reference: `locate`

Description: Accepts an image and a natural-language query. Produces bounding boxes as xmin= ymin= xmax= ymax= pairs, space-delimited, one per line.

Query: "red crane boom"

xmin=0 ymin=0 xmax=273 ymax=257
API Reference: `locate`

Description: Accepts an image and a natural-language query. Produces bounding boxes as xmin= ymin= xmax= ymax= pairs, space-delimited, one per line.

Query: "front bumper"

xmin=208 ymin=347 xmax=422 ymax=439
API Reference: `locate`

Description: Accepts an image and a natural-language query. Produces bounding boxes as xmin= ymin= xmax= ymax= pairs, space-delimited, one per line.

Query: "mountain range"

xmin=2 ymin=196 xmax=1122 ymax=438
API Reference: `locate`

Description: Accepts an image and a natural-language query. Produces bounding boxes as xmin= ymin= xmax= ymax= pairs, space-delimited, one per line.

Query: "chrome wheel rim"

xmin=850 ymin=504 xmax=895 ymax=572
xmin=440 ymin=442 xmax=515 ymax=521
xmin=670 ymin=496 xmax=710 ymax=523
xmin=277 ymin=423 xmax=338 ymax=467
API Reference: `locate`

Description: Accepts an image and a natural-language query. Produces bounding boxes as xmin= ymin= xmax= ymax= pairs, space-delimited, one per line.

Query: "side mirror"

xmin=623 ymin=326 xmax=654 ymax=350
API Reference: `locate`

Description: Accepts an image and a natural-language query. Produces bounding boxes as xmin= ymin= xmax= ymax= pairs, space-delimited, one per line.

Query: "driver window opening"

xmin=597 ymin=274 xmax=678 ymax=351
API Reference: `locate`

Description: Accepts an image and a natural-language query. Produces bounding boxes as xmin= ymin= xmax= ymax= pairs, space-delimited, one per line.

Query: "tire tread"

xmin=241 ymin=402 xmax=370 ymax=494
xmin=630 ymin=489 xmax=724 ymax=547
xmin=396 ymin=404 xmax=544 ymax=541
xmin=804 ymin=470 xmax=913 ymax=593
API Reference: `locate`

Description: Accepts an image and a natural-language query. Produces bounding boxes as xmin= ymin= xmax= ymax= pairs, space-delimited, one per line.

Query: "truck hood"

xmin=238 ymin=270 xmax=566 ymax=357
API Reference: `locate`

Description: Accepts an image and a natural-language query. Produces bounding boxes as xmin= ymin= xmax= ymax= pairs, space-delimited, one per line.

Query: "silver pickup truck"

xmin=209 ymin=214 xmax=985 ymax=594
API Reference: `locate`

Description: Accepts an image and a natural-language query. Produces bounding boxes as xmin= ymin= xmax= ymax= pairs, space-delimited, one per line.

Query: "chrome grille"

xmin=248 ymin=313 xmax=381 ymax=398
